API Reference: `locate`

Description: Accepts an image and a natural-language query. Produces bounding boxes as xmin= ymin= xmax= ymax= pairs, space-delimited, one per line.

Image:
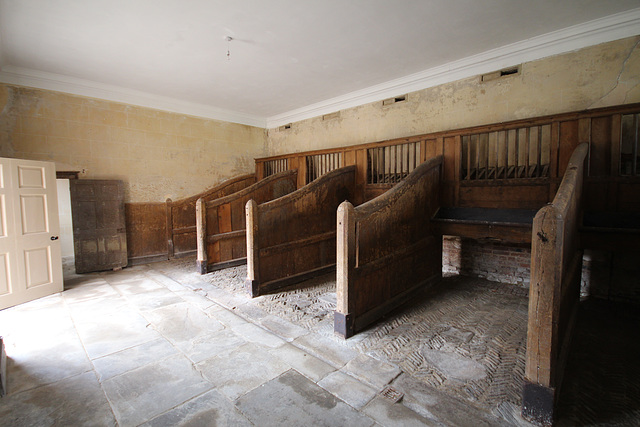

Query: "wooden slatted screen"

xmin=461 ymin=125 xmax=551 ymax=180
xmin=366 ymin=141 xmax=421 ymax=184
xmin=305 ymin=152 xmax=343 ymax=184
xmin=263 ymin=158 xmax=289 ymax=178
xmin=621 ymin=113 xmax=639 ymax=176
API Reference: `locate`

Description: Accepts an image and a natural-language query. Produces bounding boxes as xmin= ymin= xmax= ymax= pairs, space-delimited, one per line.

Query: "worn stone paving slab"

xmin=196 ymin=342 xmax=290 ymax=400
xmin=5 ymin=327 xmax=92 ymax=395
xmin=151 ymin=258 xmax=529 ymax=420
xmin=0 ymin=371 xmax=116 ymax=427
xmin=268 ymin=343 xmax=336 ymax=383
xmin=73 ymin=307 xmax=161 ymax=360
xmin=92 ymin=338 xmax=178 ymax=381
xmin=232 ymin=322 xmax=287 ymax=349
xmin=143 ymin=302 xmax=225 ymax=362
xmin=143 ymin=269 xmax=189 ymax=293
xmin=123 ymin=288 xmax=184 ymax=312
xmin=192 ymin=328 xmax=248 ymax=360
xmin=318 ymin=371 xmax=378 ymax=410
xmin=293 ymin=334 xmax=359 ymax=369
xmin=362 ymin=396 xmax=436 ymax=427
xmin=172 ymin=289 xmax=217 ymax=311
xmin=236 ymin=369 xmax=376 ymax=427
xmin=102 ymin=354 xmax=212 ymax=426
xmin=62 ymin=279 xmax=120 ymax=304
xmin=141 ymin=389 xmax=253 ymax=427
xmin=392 ymin=373 xmax=510 ymax=427
xmin=205 ymin=305 xmax=252 ymax=329
xmin=109 ymin=277 xmax=166 ymax=295
xmin=257 ymin=314 xmax=310 ymax=341
xmin=64 ymin=292 xmax=130 ymax=321
xmin=342 ymin=354 xmax=402 ymax=390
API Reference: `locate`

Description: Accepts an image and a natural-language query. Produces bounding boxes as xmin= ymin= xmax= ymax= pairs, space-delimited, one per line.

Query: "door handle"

xmin=51 ymin=236 xmax=59 ymax=241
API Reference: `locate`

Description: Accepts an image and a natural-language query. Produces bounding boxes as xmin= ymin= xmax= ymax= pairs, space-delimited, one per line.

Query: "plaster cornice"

xmin=1 ymin=8 xmax=639 ymax=129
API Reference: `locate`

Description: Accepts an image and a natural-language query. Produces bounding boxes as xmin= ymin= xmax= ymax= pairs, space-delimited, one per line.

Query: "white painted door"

xmin=0 ymin=158 xmax=63 ymax=310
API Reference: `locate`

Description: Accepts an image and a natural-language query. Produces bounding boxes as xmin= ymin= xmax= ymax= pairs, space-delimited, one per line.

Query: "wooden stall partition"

xmin=126 ymin=202 xmax=169 ymax=265
xmin=246 ymin=166 xmax=357 ymax=297
xmin=334 ymin=156 xmax=443 ymax=338
xmin=522 ymin=143 xmax=588 ymax=426
xmin=168 ymin=174 xmax=255 ymax=258
xmin=196 ymin=170 xmax=297 ymax=274
xmin=126 ymin=174 xmax=255 ymax=265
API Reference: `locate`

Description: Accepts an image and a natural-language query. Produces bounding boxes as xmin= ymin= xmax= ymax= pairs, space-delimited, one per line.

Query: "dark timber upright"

xmin=196 ymin=170 xmax=297 ymax=274
xmin=522 ymin=143 xmax=588 ymax=426
xmin=245 ymin=166 xmax=357 ymax=297
xmin=334 ymin=156 xmax=443 ymax=338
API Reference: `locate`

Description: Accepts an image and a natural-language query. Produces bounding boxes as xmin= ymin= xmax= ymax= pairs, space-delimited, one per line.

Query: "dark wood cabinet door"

xmin=70 ymin=179 xmax=127 ymax=273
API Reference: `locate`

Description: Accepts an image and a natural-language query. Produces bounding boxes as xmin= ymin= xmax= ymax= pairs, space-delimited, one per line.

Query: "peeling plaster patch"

xmin=267 ymin=36 xmax=640 ymax=157
xmin=590 ymin=37 xmax=640 ymax=108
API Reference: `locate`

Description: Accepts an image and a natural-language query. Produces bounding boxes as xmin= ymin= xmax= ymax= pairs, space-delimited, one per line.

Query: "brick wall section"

xmin=443 ymin=236 xmax=531 ymax=288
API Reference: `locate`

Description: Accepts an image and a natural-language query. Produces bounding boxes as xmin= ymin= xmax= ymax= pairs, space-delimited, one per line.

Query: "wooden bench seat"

xmin=431 ymin=207 xmax=538 ymax=244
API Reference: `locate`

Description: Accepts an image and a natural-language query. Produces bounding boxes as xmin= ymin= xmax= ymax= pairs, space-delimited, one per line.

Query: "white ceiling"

xmin=1 ymin=0 xmax=640 ymax=128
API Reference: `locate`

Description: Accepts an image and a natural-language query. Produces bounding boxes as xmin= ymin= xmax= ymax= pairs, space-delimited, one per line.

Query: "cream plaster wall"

xmin=0 ymin=85 xmax=266 ymax=203
xmin=267 ymin=36 xmax=640 ymax=156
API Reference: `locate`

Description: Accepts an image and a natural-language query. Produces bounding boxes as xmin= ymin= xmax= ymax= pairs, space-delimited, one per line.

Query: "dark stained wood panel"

xmin=71 ymin=179 xmax=127 ymax=273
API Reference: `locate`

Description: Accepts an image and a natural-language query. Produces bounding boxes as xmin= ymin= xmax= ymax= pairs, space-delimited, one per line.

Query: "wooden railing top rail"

xmin=169 ymin=173 xmax=255 ymax=205
xmin=258 ymin=166 xmax=356 ymax=211
xmin=354 ymin=156 xmax=443 ymax=219
xmin=257 ymin=103 xmax=640 ymax=163
xmin=204 ymin=170 xmax=297 ymax=209
xmin=543 ymin=143 xmax=589 ymax=214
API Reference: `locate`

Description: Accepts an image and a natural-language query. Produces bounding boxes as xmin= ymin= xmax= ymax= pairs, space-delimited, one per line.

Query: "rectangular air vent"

xmin=322 ymin=112 xmax=340 ymax=121
xmin=382 ymin=95 xmax=407 ymax=106
xmin=279 ymin=123 xmax=292 ymax=131
xmin=481 ymin=66 xmax=520 ymax=82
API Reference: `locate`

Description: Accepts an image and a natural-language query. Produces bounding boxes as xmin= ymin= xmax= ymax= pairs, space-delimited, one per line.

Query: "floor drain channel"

xmin=380 ymin=386 xmax=404 ymax=403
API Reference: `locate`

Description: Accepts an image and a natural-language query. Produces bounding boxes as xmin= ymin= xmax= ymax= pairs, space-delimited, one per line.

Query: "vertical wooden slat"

xmin=609 ymin=114 xmax=622 ymax=210
xmin=165 ymin=198 xmax=174 ymax=259
xmin=632 ymin=114 xmax=640 ymax=175
xmin=245 ymin=199 xmax=260 ymax=295
xmin=537 ymin=126 xmax=543 ymax=178
xmin=525 ymin=127 xmax=531 ymax=178
xmin=196 ymin=198 xmax=207 ymax=274
xmin=578 ymin=118 xmax=591 ymax=176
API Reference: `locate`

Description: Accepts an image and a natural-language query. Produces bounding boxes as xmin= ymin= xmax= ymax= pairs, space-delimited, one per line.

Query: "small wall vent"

xmin=279 ymin=123 xmax=292 ymax=131
xmin=481 ymin=66 xmax=520 ymax=82
xmin=322 ymin=111 xmax=340 ymax=121
xmin=382 ymin=95 xmax=407 ymax=106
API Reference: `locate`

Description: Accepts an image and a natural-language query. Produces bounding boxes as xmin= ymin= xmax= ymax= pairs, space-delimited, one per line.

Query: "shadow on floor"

xmin=557 ymin=298 xmax=640 ymax=426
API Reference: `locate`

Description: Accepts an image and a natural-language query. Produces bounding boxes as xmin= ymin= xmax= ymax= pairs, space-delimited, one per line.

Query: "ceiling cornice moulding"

xmin=0 ymin=8 xmax=638 ymax=130
xmin=0 ymin=65 xmax=266 ymax=128
xmin=266 ymin=7 xmax=640 ymax=128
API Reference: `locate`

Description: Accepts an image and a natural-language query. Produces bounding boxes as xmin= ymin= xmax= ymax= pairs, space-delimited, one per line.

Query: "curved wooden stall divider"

xmin=196 ymin=170 xmax=297 ymax=274
xmin=245 ymin=166 xmax=357 ymax=297
xmin=522 ymin=143 xmax=588 ymax=426
xmin=334 ymin=156 xmax=443 ymax=338
xmin=167 ymin=173 xmax=256 ymax=258
xmin=126 ymin=173 xmax=255 ymax=265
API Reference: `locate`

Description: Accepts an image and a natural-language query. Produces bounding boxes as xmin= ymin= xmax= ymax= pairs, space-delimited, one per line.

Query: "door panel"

xmin=0 ymin=157 xmax=63 ymax=310
xmin=71 ymin=180 xmax=127 ymax=274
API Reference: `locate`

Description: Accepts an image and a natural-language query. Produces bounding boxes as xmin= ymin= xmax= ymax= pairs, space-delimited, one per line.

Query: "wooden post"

xmin=165 ymin=198 xmax=174 ymax=259
xmin=196 ymin=198 xmax=207 ymax=274
xmin=334 ymin=201 xmax=356 ymax=338
xmin=245 ymin=199 xmax=260 ymax=296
